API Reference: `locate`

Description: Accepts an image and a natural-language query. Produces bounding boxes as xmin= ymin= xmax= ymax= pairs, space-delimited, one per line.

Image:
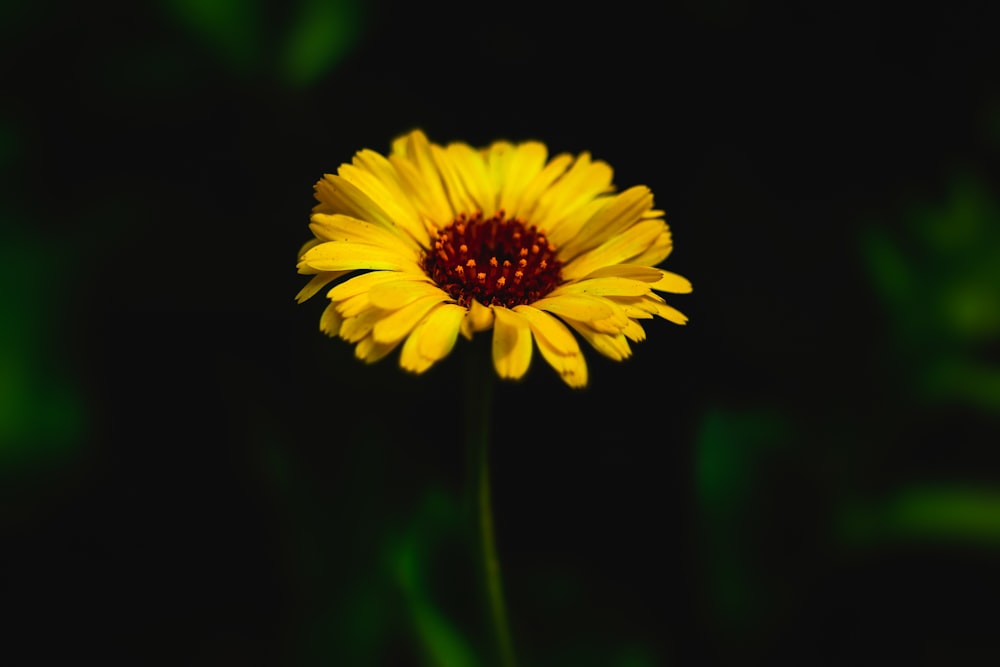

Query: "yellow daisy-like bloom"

xmin=296 ymin=130 xmax=691 ymax=388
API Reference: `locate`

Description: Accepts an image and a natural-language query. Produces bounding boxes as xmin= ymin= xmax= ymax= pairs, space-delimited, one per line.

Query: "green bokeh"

xmin=863 ymin=173 xmax=1000 ymax=409
xmin=695 ymin=408 xmax=792 ymax=626
xmin=281 ymin=0 xmax=362 ymax=88
xmin=841 ymin=486 xmax=1000 ymax=547
xmin=165 ymin=0 xmax=262 ymax=74
xmin=163 ymin=0 xmax=362 ymax=86
xmin=388 ymin=490 xmax=481 ymax=667
xmin=0 ymin=229 xmax=85 ymax=469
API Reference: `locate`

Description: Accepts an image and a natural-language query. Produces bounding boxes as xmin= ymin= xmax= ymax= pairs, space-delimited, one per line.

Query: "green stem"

xmin=464 ymin=340 xmax=517 ymax=667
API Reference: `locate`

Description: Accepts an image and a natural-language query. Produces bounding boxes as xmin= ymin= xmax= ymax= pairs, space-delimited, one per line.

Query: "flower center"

xmin=421 ymin=210 xmax=564 ymax=308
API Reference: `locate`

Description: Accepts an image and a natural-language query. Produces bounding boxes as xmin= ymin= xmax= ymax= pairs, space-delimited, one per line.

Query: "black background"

xmin=3 ymin=0 xmax=999 ymax=664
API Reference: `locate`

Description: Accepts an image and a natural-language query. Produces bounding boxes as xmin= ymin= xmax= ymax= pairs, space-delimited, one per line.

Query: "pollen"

xmin=421 ymin=210 xmax=564 ymax=308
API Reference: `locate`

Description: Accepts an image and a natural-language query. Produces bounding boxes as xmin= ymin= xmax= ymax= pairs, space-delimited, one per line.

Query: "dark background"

xmin=3 ymin=0 xmax=999 ymax=664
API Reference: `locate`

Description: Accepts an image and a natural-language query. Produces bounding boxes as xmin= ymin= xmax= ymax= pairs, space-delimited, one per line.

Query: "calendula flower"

xmin=296 ymin=130 xmax=691 ymax=387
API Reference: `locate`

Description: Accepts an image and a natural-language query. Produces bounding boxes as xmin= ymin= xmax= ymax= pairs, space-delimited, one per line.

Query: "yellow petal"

xmin=551 ymin=277 xmax=654 ymax=298
xmin=296 ymin=270 xmax=348 ymax=303
xmin=579 ymin=264 xmax=663 ymax=282
xmin=351 ymin=148 xmax=401 ymax=185
xmin=491 ymin=306 xmax=533 ymax=380
xmin=399 ymin=303 xmax=465 ymax=373
xmin=298 ymin=238 xmax=323 ymax=260
xmin=312 ymin=175 xmax=390 ymax=226
xmin=367 ymin=278 xmax=446 ymax=310
xmin=511 ymin=153 xmax=574 ymax=221
xmin=445 ymin=142 xmax=496 ymax=214
xmin=339 ymin=308 xmax=383 ymax=343
xmin=620 ymin=294 xmax=687 ymax=324
xmin=336 ymin=291 xmax=376 ymax=318
xmin=372 ymin=293 xmax=447 ymax=345
xmin=484 ymin=140 xmax=515 ymax=161
xmin=386 ymin=157 xmax=448 ymax=232
xmin=651 ymin=301 xmax=689 ymax=325
xmin=484 ymin=141 xmax=516 ymax=202
xmin=562 ymin=318 xmax=632 ymax=361
xmin=399 ymin=331 xmax=433 ymax=374
xmin=430 ymin=143 xmax=478 ymax=216
xmin=530 ymin=294 xmax=614 ymax=322
xmin=417 ymin=304 xmax=466 ymax=361
xmin=314 ymin=172 xmax=427 ymax=248
xmin=534 ymin=153 xmax=614 ymax=237
xmin=339 ymin=152 xmax=431 ymax=247
xmin=540 ymin=293 xmax=630 ymax=334
xmin=390 ymin=128 xmax=424 ymax=157
xmin=387 ymin=131 xmax=454 ymax=226
xmin=586 ymin=312 xmax=631 ymax=335
xmin=512 ymin=305 xmax=577 ymax=352
xmin=650 ymin=270 xmax=693 ymax=294
xmin=460 ymin=298 xmax=494 ymax=340
xmin=299 ymin=241 xmax=417 ymax=273
xmin=561 ymin=219 xmax=667 ymax=280
xmin=310 ymin=213 xmax=420 ymax=254
xmin=354 ymin=335 xmax=399 ymax=363
xmin=319 ymin=302 xmax=343 ymax=336
xmin=628 ymin=229 xmax=674 ymax=267
xmin=491 ymin=141 xmax=548 ymax=216
xmin=607 ymin=296 xmax=656 ymax=319
xmin=327 ymin=270 xmax=405 ymax=302
xmin=557 ymin=186 xmax=654 ymax=261
xmin=513 ymin=305 xmax=588 ymax=388
xmin=622 ymin=318 xmax=647 ymax=342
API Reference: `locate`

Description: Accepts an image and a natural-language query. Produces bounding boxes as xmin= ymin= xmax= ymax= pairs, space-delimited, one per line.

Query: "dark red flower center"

xmin=421 ymin=210 xmax=564 ymax=308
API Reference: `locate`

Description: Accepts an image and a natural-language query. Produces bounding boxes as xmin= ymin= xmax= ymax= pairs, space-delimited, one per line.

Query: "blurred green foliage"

xmin=260 ymin=418 xmax=487 ymax=665
xmin=388 ymin=490 xmax=481 ymax=667
xmin=0 ymin=0 xmax=366 ymax=472
xmin=841 ymin=485 xmax=1000 ymax=547
xmin=163 ymin=0 xmax=362 ymax=87
xmin=281 ymin=0 xmax=362 ymax=88
xmin=166 ymin=0 xmax=261 ymax=74
xmin=864 ymin=174 xmax=1000 ymax=410
xmin=695 ymin=408 xmax=792 ymax=627
xmin=0 ymin=230 xmax=85 ymax=470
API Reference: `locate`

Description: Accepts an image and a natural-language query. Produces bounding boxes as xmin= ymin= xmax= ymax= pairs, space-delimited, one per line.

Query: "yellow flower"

xmin=296 ymin=130 xmax=691 ymax=387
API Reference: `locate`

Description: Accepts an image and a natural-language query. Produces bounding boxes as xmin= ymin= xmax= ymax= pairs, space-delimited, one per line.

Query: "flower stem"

xmin=464 ymin=340 xmax=517 ymax=667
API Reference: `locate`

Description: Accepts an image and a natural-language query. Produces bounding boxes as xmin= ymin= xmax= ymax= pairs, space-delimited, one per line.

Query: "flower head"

xmin=296 ymin=130 xmax=691 ymax=387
